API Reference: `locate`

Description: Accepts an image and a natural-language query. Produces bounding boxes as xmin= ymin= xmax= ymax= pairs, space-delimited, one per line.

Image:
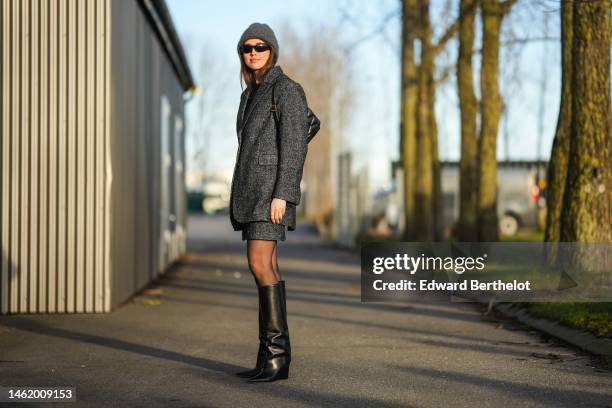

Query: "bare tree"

xmin=457 ymin=0 xmax=478 ymax=241
xmin=415 ymin=0 xmax=466 ymax=241
xmin=560 ymin=0 xmax=611 ymax=244
xmin=545 ymin=0 xmax=572 ymax=244
xmin=400 ymin=0 xmax=418 ymax=241
xmin=276 ymin=22 xmax=356 ymax=234
xmin=414 ymin=0 xmax=436 ymax=241
xmin=184 ymin=39 xmax=232 ymax=178
xmin=476 ymin=0 xmax=517 ymax=242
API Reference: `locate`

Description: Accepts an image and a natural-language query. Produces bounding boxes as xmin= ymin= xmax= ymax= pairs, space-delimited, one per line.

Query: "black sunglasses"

xmin=240 ymin=43 xmax=270 ymax=54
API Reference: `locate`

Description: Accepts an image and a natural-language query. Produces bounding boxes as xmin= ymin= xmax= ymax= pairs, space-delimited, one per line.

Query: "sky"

xmin=165 ymin=0 xmax=562 ymax=193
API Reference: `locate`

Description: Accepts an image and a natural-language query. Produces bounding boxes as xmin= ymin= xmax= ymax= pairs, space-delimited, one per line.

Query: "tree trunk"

xmin=560 ymin=0 xmax=611 ymax=245
xmin=400 ymin=0 xmax=418 ymax=241
xmin=429 ymin=65 xmax=442 ymax=241
xmin=477 ymin=0 xmax=505 ymax=241
xmin=414 ymin=0 xmax=434 ymax=241
xmin=545 ymin=0 xmax=572 ymax=244
xmin=457 ymin=0 xmax=478 ymax=241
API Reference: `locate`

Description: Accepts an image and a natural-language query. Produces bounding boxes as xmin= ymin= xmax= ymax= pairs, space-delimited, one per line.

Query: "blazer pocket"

xmin=258 ymin=154 xmax=278 ymax=166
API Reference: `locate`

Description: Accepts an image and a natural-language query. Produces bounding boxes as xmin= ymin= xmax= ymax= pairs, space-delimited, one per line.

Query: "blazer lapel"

xmin=239 ymin=82 xmax=271 ymax=135
xmin=237 ymin=65 xmax=284 ymax=142
xmin=237 ymin=91 xmax=249 ymax=144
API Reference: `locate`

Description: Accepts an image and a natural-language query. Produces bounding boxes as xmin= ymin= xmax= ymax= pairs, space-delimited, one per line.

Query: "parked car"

xmin=440 ymin=160 xmax=547 ymax=236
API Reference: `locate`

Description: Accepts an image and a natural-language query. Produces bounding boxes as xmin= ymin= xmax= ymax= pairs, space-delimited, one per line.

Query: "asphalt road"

xmin=0 ymin=213 xmax=610 ymax=407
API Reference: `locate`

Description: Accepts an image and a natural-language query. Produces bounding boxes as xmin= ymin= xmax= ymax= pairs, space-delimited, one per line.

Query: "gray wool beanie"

xmin=237 ymin=23 xmax=279 ymax=65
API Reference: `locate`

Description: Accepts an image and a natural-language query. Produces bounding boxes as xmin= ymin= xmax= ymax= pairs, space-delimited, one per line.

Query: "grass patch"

xmin=523 ymin=302 xmax=612 ymax=338
xmin=501 ymin=230 xmax=544 ymax=242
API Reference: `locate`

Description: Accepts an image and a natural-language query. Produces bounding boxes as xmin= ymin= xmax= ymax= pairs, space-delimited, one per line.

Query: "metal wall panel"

xmin=0 ymin=0 xmax=187 ymax=314
xmin=108 ymin=0 xmax=186 ymax=308
xmin=0 ymin=0 xmax=110 ymax=314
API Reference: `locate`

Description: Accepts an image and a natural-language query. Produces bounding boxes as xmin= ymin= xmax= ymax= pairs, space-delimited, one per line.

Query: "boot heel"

xmin=276 ymin=364 xmax=290 ymax=380
xmin=248 ymin=362 xmax=290 ymax=382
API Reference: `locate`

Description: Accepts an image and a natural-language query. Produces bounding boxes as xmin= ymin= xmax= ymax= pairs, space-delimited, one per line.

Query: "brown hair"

xmin=239 ymin=43 xmax=276 ymax=92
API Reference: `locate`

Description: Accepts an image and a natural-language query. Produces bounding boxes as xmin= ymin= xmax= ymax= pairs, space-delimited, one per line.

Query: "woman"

xmin=229 ymin=22 xmax=309 ymax=382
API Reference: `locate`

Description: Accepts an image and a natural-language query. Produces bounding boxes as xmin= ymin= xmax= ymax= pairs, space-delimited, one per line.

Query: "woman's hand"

xmin=270 ymin=198 xmax=286 ymax=224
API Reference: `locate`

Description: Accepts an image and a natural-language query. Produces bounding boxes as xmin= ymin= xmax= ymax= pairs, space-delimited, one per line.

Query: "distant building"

xmin=1 ymin=0 xmax=195 ymax=314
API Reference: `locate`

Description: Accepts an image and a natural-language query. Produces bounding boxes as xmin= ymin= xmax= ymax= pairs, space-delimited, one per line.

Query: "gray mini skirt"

xmin=240 ymin=221 xmax=286 ymax=241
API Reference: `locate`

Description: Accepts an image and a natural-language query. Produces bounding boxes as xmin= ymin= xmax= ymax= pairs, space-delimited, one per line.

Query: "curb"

xmin=493 ymin=303 xmax=612 ymax=359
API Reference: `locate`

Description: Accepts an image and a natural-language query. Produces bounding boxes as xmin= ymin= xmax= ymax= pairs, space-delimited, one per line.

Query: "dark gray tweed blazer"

xmin=229 ymin=65 xmax=309 ymax=232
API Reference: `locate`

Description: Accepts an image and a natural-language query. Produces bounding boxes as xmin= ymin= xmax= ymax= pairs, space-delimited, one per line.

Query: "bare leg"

xmin=247 ymin=240 xmax=278 ymax=286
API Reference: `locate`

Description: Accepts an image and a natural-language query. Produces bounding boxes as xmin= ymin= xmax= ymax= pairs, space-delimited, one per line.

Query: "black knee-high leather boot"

xmin=248 ymin=280 xmax=291 ymax=382
xmin=236 ymin=285 xmax=266 ymax=378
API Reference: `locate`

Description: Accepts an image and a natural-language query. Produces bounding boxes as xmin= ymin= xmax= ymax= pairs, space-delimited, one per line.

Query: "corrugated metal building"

xmin=0 ymin=0 xmax=195 ymax=314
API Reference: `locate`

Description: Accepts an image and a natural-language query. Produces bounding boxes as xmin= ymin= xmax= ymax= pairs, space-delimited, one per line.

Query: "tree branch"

xmin=342 ymin=7 xmax=401 ymax=50
xmin=433 ymin=0 xmax=478 ymax=56
xmin=501 ymin=0 xmax=519 ymax=15
xmin=473 ymin=35 xmax=559 ymax=53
